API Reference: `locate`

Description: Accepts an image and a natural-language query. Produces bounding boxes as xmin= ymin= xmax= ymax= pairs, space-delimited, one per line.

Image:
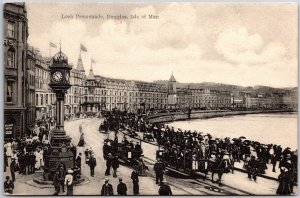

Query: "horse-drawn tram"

xmin=156 ymin=148 xmax=233 ymax=185
xmin=103 ymin=139 xmax=148 ymax=176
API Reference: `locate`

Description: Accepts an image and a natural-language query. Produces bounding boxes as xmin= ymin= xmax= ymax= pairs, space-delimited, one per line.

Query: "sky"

xmin=27 ymin=3 xmax=298 ymax=88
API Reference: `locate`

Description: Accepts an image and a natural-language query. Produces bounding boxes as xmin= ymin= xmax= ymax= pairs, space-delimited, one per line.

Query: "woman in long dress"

xmin=34 ymin=149 xmax=43 ymax=169
xmin=276 ymin=167 xmax=291 ymax=195
xmin=77 ymin=132 xmax=85 ymax=147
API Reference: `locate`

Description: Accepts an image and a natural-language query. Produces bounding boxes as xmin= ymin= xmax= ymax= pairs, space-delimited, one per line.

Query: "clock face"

xmin=52 ymin=71 xmax=63 ymax=82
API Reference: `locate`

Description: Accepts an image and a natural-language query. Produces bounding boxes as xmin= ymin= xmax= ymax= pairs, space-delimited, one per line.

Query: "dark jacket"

xmin=154 ymin=162 xmax=165 ymax=174
xmin=131 ymin=170 xmax=139 ymax=183
xmin=53 ymin=172 xmax=61 ymax=187
xmin=159 ymin=184 xmax=172 ymax=195
xmin=89 ymin=157 xmax=97 ymax=168
xmin=101 ymin=183 xmax=114 ymax=195
xmin=10 ymin=161 xmax=17 ymax=172
xmin=117 ymin=182 xmax=127 ymax=195
xmin=111 ymin=157 xmax=119 ymax=169
xmin=76 ymin=156 xmax=82 ymax=168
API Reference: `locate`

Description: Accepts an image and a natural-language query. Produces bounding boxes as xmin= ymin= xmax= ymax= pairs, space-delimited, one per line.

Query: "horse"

xmin=208 ymin=157 xmax=230 ymax=186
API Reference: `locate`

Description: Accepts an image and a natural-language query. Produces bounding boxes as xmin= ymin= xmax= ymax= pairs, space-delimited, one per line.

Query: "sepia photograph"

xmin=3 ymin=2 xmax=298 ymax=196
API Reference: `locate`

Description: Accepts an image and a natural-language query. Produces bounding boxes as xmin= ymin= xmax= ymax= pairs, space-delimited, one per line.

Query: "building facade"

xmin=4 ymin=3 xmax=28 ymax=139
xmin=31 ymin=51 xmax=297 ymax=121
xmin=35 ymin=53 xmax=56 ymax=120
xmin=191 ymin=88 xmax=231 ymax=110
xmin=26 ymin=45 xmax=36 ymax=128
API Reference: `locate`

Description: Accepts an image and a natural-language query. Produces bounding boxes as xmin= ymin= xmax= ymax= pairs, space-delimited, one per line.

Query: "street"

xmin=4 ymin=117 xmax=296 ymax=195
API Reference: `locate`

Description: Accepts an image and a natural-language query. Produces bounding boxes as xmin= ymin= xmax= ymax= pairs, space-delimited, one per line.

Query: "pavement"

xmin=4 ymin=117 xmax=297 ymax=196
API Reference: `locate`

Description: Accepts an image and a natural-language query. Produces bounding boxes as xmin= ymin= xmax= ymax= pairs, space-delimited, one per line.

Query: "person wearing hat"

xmin=247 ymin=155 xmax=258 ymax=182
xmin=58 ymin=163 xmax=66 ymax=193
xmin=101 ymin=178 xmax=114 ymax=195
xmin=84 ymin=148 xmax=90 ymax=164
xmin=64 ymin=169 xmax=74 ymax=195
xmin=89 ymin=154 xmax=97 ymax=177
xmin=131 ymin=168 xmax=139 ymax=195
xmin=4 ymin=176 xmax=14 ymax=194
xmin=117 ymin=177 xmax=127 ymax=195
xmin=76 ymin=153 xmax=82 ymax=175
xmin=158 ymin=179 xmax=172 ymax=195
xmin=154 ymin=159 xmax=166 ymax=185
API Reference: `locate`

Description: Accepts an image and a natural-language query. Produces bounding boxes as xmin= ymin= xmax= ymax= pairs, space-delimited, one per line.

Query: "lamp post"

xmin=44 ymin=48 xmax=75 ymax=181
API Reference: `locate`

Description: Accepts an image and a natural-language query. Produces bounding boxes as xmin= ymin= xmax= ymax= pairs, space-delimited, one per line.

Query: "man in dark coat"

xmin=154 ymin=159 xmax=165 ymax=184
xmin=10 ymin=158 xmax=17 ymax=182
xmin=101 ymin=178 xmax=114 ymax=195
xmin=58 ymin=163 xmax=66 ymax=193
xmin=89 ymin=154 xmax=97 ymax=177
xmin=158 ymin=179 xmax=172 ymax=195
xmin=105 ymin=153 xmax=112 ymax=176
xmin=53 ymin=170 xmax=61 ymax=195
xmin=24 ymin=153 xmax=30 ymax=174
xmin=247 ymin=155 xmax=258 ymax=181
xmin=103 ymin=142 xmax=110 ymax=160
xmin=30 ymin=152 xmax=36 ymax=174
xmin=117 ymin=177 xmax=127 ymax=195
xmin=111 ymin=155 xmax=119 ymax=178
xmin=131 ymin=168 xmax=139 ymax=195
xmin=4 ymin=176 xmax=14 ymax=194
xmin=76 ymin=153 xmax=82 ymax=175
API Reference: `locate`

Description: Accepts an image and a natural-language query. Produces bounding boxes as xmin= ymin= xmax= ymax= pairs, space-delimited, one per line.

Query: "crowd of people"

xmin=3 ymin=121 xmax=51 ymax=194
xmin=3 ymin=118 xmax=78 ymax=195
xmin=102 ymin=109 xmax=297 ymax=195
xmin=4 ymin=109 xmax=297 ymax=195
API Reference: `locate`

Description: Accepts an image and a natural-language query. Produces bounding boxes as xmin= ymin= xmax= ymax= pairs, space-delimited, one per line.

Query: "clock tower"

xmin=44 ymin=49 xmax=75 ymax=180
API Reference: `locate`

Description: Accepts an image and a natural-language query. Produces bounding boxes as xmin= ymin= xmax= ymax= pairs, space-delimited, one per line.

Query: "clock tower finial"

xmin=59 ymin=39 xmax=62 ymax=52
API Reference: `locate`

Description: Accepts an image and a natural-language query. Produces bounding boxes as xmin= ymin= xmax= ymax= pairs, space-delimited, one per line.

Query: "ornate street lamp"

xmin=44 ymin=48 xmax=75 ymax=180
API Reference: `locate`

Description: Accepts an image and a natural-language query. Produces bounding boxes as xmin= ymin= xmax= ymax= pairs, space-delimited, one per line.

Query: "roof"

xmin=76 ymin=53 xmax=85 ymax=72
xmin=169 ymin=74 xmax=176 ymax=82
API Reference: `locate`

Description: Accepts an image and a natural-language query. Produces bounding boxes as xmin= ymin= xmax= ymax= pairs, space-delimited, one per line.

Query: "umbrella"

xmin=239 ymin=136 xmax=246 ymax=139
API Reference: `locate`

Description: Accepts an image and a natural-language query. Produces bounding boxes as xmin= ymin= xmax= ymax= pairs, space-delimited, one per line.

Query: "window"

xmin=36 ymin=94 xmax=38 ymax=105
xmin=7 ymin=49 xmax=15 ymax=68
xmin=41 ymin=94 xmax=43 ymax=105
xmin=7 ymin=22 xmax=15 ymax=38
xmin=6 ymin=80 xmax=14 ymax=103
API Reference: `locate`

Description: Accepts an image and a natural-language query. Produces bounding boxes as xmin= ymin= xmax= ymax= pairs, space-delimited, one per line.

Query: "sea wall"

xmin=147 ymin=110 xmax=295 ymax=123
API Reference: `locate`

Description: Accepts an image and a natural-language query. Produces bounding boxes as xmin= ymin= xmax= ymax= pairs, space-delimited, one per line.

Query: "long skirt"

xmin=67 ymin=184 xmax=73 ymax=195
xmin=77 ymin=139 xmax=85 ymax=147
